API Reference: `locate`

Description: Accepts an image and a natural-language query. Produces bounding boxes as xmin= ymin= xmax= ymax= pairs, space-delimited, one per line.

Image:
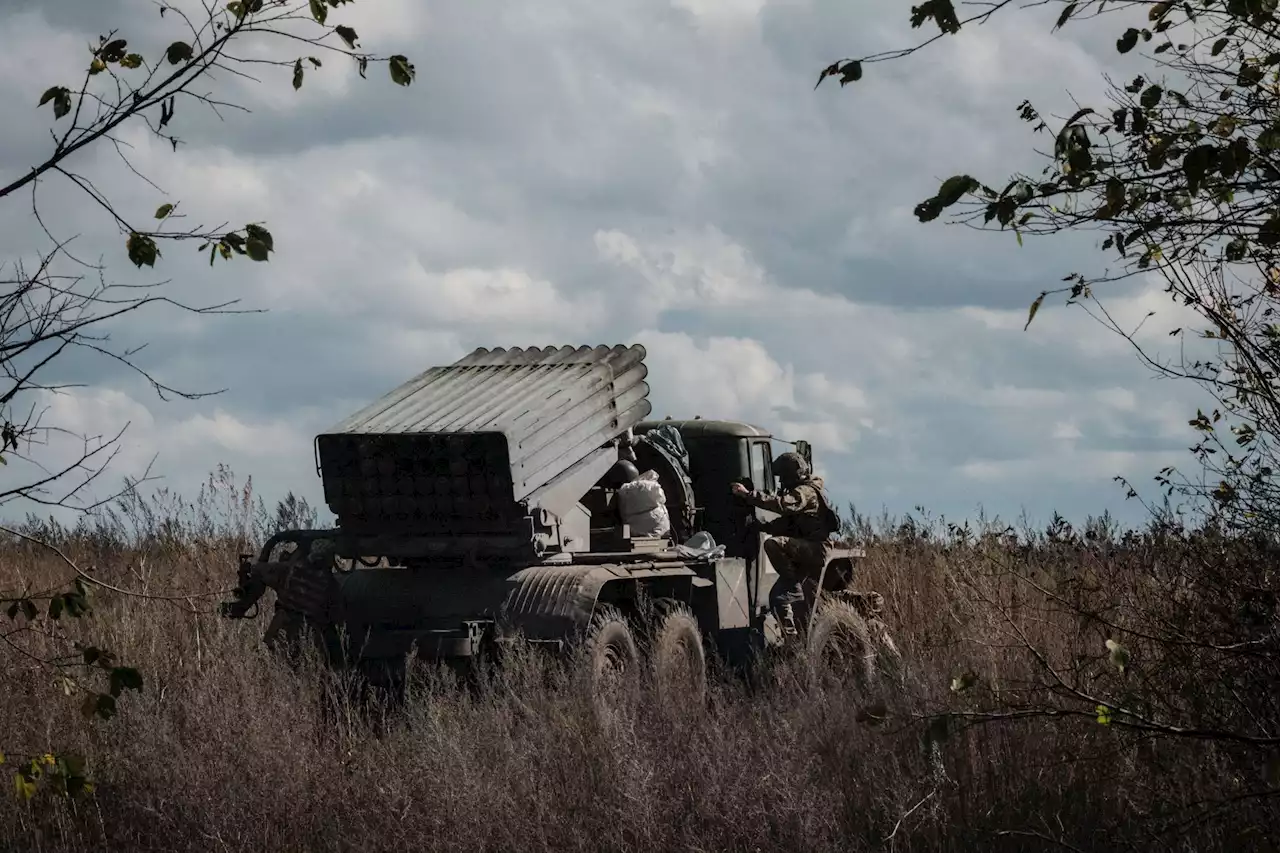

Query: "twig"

xmin=883 ymin=788 xmax=937 ymax=843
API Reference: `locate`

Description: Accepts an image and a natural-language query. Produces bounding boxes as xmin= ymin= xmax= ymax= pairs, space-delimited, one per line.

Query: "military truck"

xmin=221 ymin=344 xmax=897 ymax=707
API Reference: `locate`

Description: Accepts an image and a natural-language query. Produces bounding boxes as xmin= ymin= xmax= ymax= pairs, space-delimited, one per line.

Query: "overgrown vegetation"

xmin=2 ymin=469 xmax=1277 ymax=852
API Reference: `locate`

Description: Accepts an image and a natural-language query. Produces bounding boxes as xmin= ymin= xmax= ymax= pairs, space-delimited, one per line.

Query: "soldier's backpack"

xmin=813 ymin=481 xmax=841 ymax=538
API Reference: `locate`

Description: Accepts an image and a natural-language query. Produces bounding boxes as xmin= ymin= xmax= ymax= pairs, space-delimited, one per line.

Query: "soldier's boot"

xmin=775 ymin=603 xmax=799 ymax=641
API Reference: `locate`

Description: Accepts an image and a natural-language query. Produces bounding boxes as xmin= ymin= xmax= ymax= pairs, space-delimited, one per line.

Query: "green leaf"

xmin=120 ymin=53 xmax=143 ymax=69
xmin=1239 ymin=63 xmax=1264 ymax=87
xmin=334 ymin=25 xmax=358 ymax=48
xmin=1140 ymin=85 xmax=1163 ymax=109
xmin=1182 ymin=145 xmax=1215 ymax=196
xmin=910 ymin=0 xmax=961 ymax=34
xmin=1117 ymin=28 xmax=1139 ymax=53
xmin=1096 ymin=177 xmax=1126 ymax=219
xmin=1212 ymin=37 xmax=1229 ymax=56
xmin=815 ymin=61 xmax=840 ymax=88
xmin=1258 ymin=216 xmax=1280 ymax=246
xmin=39 ymin=86 xmax=73 ymax=120
xmin=19 ymin=599 xmax=37 ymax=622
xmin=14 ymin=774 xmax=36 ymax=801
xmin=1211 ymin=114 xmax=1237 ymax=137
xmin=1106 ymin=638 xmax=1130 ymax=673
xmin=81 ymin=693 xmax=116 ymax=721
xmin=154 ymin=203 xmax=173 ymax=219
xmin=245 ymin=239 xmax=270 ymax=262
xmin=914 ymin=175 xmax=977 ymax=222
xmin=166 ymin=41 xmax=194 ymax=65
xmin=63 ymin=588 xmax=88 ymax=618
xmin=1096 ymin=704 xmax=1113 ymax=725
xmin=936 ymin=175 xmax=977 ymax=207
xmin=99 ymin=39 xmax=128 ymax=63
xmin=309 ymin=0 xmax=327 ymax=24
xmin=48 ymin=595 xmax=64 ymax=620
xmin=126 ymin=233 xmax=159 ymax=268
xmin=61 ymin=754 xmax=86 ymax=780
xmin=308 ymin=56 xmax=322 ymax=68
xmin=82 ymin=646 xmax=101 ymax=666
xmin=108 ymin=666 xmax=143 ymax=697
xmin=244 ymin=224 xmax=273 ymax=253
xmin=90 ymin=58 xmax=107 ymax=75
xmin=1054 ymin=2 xmax=1077 ymax=30
xmin=293 ymin=58 xmax=304 ymax=91
xmin=1024 ymin=292 xmax=1045 ymax=330
xmin=389 ymin=54 xmax=415 ymax=86
xmin=4 ymin=602 xmax=17 ymax=620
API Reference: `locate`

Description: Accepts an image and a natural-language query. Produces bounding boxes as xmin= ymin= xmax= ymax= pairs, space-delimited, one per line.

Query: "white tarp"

xmin=617 ymin=470 xmax=671 ymax=537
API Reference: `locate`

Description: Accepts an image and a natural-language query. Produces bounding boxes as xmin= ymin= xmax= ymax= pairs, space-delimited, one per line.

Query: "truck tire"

xmin=582 ymin=604 xmax=640 ymax=719
xmin=649 ymin=600 xmax=707 ymax=713
xmin=806 ymin=599 xmax=877 ymax=693
xmin=868 ymin=617 xmax=907 ymax=689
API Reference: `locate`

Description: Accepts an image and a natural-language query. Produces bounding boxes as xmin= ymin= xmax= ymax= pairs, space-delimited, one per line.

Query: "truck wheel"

xmin=582 ymin=604 xmax=640 ymax=719
xmin=807 ymin=600 xmax=877 ymax=694
xmin=868 ymin=618 xmax=907 ymax=689
xmin=649 ymin=600 xmax=707 ymax=713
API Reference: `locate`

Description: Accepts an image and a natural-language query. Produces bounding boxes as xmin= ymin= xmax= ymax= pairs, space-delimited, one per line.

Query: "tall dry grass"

xmin=1 ymin=468 xmax=1277 ymax=852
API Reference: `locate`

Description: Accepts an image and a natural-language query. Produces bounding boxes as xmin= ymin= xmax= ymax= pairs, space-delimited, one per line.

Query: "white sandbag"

xmin=618 ymin=470 xmax=671 ymax=537
xmin=626 ymin=505 xmax=670 ymax=537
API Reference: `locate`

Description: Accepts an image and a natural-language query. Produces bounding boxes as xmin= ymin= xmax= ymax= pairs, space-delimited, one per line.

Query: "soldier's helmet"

xmin=607 ymin=459 xmax=640 ymax=487
xmin=773 ymin=451 xmax=810 ymax=485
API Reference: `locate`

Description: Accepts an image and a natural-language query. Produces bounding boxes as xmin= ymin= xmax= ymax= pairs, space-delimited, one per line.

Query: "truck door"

xmin=748 ymin=439 xmax=779 ymax=615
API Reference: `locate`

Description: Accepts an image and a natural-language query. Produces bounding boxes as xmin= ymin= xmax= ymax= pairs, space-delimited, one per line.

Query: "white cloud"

xmin=636 ymin=329 xmax=869 ymax=452
xmin=671 ymin=0 xmax=766 ymax=32
xmin=0 ymin=0 xmax=1225 ymax=529
xmin=2 ymin=387 xmax=322 ymax=515
xmin=395 ymin=264 xmax=608 ymax=333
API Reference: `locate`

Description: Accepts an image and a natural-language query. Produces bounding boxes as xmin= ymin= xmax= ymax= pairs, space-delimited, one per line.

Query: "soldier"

xmin=730 ymin=451 xmax=839 ymax=639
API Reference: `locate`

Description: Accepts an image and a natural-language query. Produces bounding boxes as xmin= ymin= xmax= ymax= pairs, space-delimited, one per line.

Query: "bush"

xmin=1 ymin=474 xmax=1277 ymax=852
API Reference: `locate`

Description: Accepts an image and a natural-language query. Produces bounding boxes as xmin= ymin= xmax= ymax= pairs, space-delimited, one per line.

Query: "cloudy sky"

xmin=0 ymin=0 xmax=1211 ymax=531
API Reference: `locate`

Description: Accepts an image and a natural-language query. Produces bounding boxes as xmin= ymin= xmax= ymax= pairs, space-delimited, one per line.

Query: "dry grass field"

xmin=2 ymin=467 xmax=1277 ymax=852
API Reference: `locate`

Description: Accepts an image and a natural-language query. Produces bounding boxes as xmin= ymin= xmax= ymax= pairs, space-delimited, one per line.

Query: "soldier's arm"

xmin=742 ymin=486 xmax=815 ymax=515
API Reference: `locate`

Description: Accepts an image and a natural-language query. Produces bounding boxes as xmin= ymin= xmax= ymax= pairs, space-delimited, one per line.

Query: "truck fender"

xmin=496 ymin=563 xmax=700 ymax=642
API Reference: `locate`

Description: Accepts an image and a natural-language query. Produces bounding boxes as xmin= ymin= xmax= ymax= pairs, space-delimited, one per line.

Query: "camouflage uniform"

xmin=735 ymin=453 xmax=838 ymax=638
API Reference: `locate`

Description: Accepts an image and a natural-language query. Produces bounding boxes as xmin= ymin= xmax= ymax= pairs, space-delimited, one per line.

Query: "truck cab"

xmin=632 ymin=418 xmax=784 ymax=560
